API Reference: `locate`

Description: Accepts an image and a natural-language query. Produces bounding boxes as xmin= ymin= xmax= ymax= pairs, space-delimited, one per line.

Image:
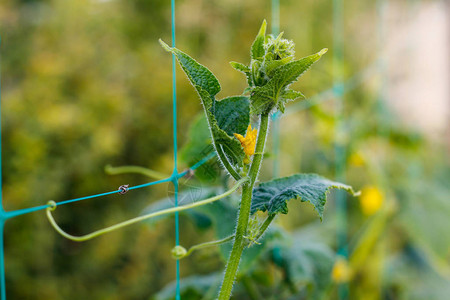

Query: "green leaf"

xmin=250 ymin=173 xmax=357 ymax=219
xmin=272 ymin=240 xmax=335 ymax=297
xmin=230 ymin=61 xmax=250 ymax=73
xmin=277 ymin=89 xmax=306 ymax=113
xmin=265 ymin=56 xmax=293 ymax=76
xmin=198 ymin=87 xmax=246 ymax=166
xmin=230 ymin=61 xmax=252 ymax=86
xmin=270 ymin=48 xmax=328 ymax=90
xmin=251 ymin=19 xmax=267 ymax=59
xmin=281 ymin=89 xmax=305 ymax=101
xmin=159 ymin=39 xmax=220 ymax=96
xmin=248 ymin=85 xmax=274 ymax=115
xmin=249 ymin=48 xmax=327 ymax=114
xmin=160 ymin=40 xmax=246 ymax=168
xmin=214 ymin=96 xmax=250 ymax=136
xmin=180 ymin=114 xmax=220 ymax=182
xmin=153 ymin=272 xmax=222 ymax=300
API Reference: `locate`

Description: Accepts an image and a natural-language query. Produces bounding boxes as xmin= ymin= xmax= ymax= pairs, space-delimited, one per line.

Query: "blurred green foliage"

xmin=0 ymin=0 xmax=449 ymax=299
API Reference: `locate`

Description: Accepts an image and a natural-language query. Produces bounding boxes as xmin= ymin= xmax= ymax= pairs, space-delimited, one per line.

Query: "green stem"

xmin=46 ymin=177 xmax=248 ymax=242
xmin=218 ymin=113 xmax=270 ymax=299
xmin=216 ymin=144 xmax=242 ymax=181
xmin=255 ymin=214 xmax=276 ymax=242
xmin=104 ymin=164 xmax=168 ymax=180
xmin=183 ymin=235 xmax=234 ymax=258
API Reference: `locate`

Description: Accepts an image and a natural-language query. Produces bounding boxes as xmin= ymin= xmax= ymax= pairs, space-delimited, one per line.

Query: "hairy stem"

xmin=216 ymin=144 xmax=242 ymax=181
xmin=255 ymin=214 xmax=276 ymax=242
xmin=218 ymin=113 xmax=270 ymax=299
xmin=47 ymin=177 xmax=248 ymax=242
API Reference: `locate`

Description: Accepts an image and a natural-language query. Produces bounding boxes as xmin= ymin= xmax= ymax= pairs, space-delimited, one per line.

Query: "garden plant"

xmin=42 ymin=20 xmax=359 ymax=299
xmin=3 ymin=1 xmax=449 ymax=299
xmin=159 ymin=20 xmax=358 ymax=299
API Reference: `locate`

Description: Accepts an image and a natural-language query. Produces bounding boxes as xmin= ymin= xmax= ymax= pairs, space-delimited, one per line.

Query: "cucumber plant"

xmin=160 ymin=20 xmax=358 ymax=299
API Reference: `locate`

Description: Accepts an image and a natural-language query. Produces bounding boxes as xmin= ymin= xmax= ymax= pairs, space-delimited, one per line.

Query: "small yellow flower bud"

xmin=359 ymin=186 xmax=384 ymax=216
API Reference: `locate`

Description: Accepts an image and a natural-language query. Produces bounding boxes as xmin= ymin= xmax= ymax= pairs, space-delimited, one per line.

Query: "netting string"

xmin=170 ymin=0 xmax=181 ymax=298
xmin=46 ymin=177 xmax=248 ymax=243
xmin=1 ymin=150 xmax=216 ymax=220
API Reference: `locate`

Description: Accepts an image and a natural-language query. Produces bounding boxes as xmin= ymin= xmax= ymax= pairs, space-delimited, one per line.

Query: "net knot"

xmin=118 ymin=184 xmax=130 ymax=195
xmin=183 ymin=168 xmax=195 ymax=179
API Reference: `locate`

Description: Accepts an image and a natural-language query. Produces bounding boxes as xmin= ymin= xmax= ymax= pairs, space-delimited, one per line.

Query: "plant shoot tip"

xmin=319 ymin=48 xmax=328 ymax=56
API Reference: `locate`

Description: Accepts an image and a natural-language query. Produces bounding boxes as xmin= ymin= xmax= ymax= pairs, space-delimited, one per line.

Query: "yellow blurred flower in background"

xmin=332 ymin=257 xmax=352 ymax=283
xmin=349 ymin=151 xmax=365 ymax=167
xmin=360 ymin=186 xmax=384 ymax=216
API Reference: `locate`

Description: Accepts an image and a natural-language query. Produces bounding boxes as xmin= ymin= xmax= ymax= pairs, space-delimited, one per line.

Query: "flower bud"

xmin=265 ymin=35 xmax=295 ymax=61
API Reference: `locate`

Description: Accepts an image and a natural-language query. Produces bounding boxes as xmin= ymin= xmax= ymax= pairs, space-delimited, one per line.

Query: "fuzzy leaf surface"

xmin=250 ymin=48 xmax=327 ymax=114
xmin=180 ymin=114 xmax=219 ymax=182
xmin=230 ymin=61 xmax=250 ymax=73
xmin=197 ymin=88 xmax=245 ymax=165
xmin=251 ymin=20 xmax=267 ymax=59
xmin=159 ymin=40 xmax=220 ymax=96
xmin=281 ymin=89 xmax=305 ymax=101
xmin=160 ymin=40 xmax=246 ymax=167
xmin=251 ymin=173 xmax=357 ymax=219
xmin=230 ymin=61 xmax=252 ymax=86
xmin=214 ymin=96 xmax=250 ymax=136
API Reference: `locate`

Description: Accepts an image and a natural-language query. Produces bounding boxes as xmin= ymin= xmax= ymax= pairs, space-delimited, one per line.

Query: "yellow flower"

xmin=359 ymin=186 xmax=384 ymax=216
xmin=331 ymin=257 xmax=352 ymax=283
xmin=349 ymin=151 xmax=365 ymax=167
xmin=234 ymin=125 xmax=258 ymax=164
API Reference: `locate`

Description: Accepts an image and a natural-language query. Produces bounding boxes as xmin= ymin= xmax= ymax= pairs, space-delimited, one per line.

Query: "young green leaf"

xmin=197 ymin=87 xmax=246 ymax=167
xmin=230 ymin=61 xmax=252 ymax=86
xmin=250 ymin=173 xmax=358 ymax=219
xmin=160 ymin=40 xmax=246 ymax=170
xmin=276 ymin=89 xmax=306 ymax=113
xmin=179 ymin=114 xmax=220 ymax=182
xmin=251 ymin=19 xmax=267 ymax=60
xmin=250 ymin=48 xmax=328 ymax=114
xmin=230 ymin=61 xmax=250 ymax=73
xmin=159 ymin=39 xmax=220 ymax=96
xmin=281 ymin=89 xmax=305 ymax=101
xmin=214 ymin=96 xmax=250 ymax=137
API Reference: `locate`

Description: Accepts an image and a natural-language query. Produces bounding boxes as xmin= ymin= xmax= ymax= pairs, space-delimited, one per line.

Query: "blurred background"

xmin=0 ymin=0 xmax=449 ymax=299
